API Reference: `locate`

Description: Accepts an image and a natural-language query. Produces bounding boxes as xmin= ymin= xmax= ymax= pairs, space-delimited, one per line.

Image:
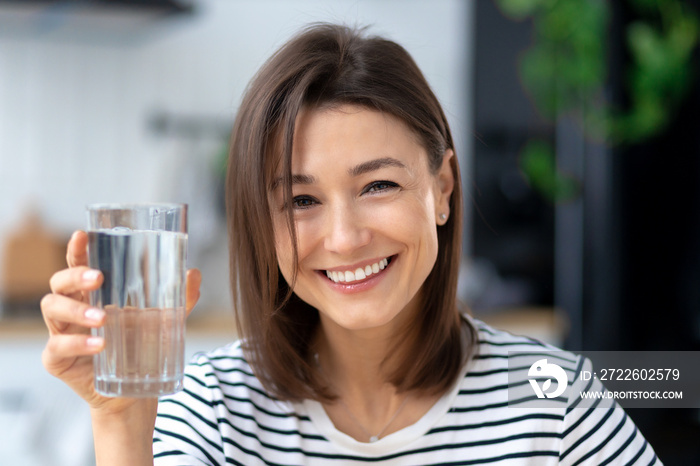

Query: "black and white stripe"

xmin=153 ymin=318 xmax=661 ymax=465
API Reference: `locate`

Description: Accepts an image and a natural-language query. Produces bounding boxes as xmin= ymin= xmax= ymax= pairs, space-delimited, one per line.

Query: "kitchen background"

xmin=0 ymin=0 xmax=698 ymax=464
xmin=0 ymin=1 xmax=471 ymax=464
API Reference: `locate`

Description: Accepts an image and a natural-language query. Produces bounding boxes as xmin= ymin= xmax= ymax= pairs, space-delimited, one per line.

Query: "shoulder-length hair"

xmin=226 ymin=23 xmax=474 ymax=402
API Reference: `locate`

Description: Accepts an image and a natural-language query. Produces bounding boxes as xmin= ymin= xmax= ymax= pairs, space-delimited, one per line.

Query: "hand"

xmin=40 ymin=230 xmax=202 ymax=415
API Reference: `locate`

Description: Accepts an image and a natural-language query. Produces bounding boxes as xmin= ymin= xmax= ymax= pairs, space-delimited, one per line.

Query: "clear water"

xmin=87 ymin=229 xmax=187 ymax=397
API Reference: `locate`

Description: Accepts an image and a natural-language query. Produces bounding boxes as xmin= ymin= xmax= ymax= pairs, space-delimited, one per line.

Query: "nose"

xmin=323 ymin=203 xmax=371 ymax=255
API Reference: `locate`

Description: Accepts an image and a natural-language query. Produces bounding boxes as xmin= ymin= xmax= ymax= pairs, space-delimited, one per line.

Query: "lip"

xmin=317 ymin=255 xmax=396 ymax=294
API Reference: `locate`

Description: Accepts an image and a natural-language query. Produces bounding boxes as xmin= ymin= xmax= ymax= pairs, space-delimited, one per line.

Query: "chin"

xmin=322 ymin=306 xmax=404 ymax=332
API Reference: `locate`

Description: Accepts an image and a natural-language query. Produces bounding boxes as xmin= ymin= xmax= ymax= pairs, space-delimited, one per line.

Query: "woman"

xmin=41 ymin=24 xmax=660 ymax=465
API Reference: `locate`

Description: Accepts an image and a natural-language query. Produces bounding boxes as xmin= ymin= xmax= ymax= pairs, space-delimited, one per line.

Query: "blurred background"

xmin=0 ymin=0 xmax=697 ymax=464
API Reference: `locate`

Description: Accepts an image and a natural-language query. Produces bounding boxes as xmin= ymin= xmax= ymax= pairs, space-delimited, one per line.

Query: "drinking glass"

xmin=86 ymin=203 xmax=187 ymax=397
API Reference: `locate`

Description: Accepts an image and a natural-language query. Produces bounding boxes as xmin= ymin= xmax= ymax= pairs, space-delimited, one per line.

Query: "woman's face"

xmin=271 ymin=104 xmax=453 ymax=333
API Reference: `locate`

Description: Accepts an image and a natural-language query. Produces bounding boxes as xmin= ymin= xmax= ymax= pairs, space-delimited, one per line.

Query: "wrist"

xmin=91 ymin=399 xmax=158 ymax=466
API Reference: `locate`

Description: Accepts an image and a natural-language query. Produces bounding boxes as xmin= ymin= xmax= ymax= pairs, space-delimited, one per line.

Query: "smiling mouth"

xmin=324 ymin=256 xmax=394 ymax=284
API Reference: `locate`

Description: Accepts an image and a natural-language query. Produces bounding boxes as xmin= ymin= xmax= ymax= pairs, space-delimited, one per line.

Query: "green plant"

xmin=495 ymin=0 xmax=699 ymax=201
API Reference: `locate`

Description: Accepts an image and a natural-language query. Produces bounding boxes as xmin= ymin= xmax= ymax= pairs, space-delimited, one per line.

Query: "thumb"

xmin=185 ymin=268 xmax=202 ymax=315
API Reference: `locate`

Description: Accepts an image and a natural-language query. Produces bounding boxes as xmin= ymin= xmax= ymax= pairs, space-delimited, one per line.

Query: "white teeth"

xmin=326 ymin=257 xmax=392 ymax=283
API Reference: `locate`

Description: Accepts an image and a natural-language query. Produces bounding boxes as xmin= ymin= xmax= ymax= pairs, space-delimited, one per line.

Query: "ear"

xmin=434 ymin=149 xmax=455 ymax=225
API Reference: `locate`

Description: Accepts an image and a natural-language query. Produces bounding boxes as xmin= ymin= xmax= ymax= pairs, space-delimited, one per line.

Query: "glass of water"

xmin=86 ymin=203 xmax=188 ymax=397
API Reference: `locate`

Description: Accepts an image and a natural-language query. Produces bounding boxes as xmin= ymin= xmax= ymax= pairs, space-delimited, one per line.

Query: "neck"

xmin=311 ymin=313 xmax=420 ymax=441
xmin=313 ymin=311 xmax=415 ymax=394
xmin=312 ymin=318 xmax=447 ymax=443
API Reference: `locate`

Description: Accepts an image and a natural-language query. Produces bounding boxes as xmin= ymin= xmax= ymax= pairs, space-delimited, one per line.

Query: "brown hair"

xmin=226 ymin=23 xmax=474 ymax=401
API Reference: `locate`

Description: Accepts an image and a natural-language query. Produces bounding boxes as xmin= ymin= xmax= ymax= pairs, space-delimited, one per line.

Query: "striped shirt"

xmin=153 ymin=318 xmax=661 ymax=465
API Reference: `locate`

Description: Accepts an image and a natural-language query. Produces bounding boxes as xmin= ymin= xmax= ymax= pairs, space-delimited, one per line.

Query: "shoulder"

xmin=461 ymin=317 xmax=661 ymax=465
xmin=190 ymin=340 xmax=248 ymax=365
xmin=464 ymin=316 xmax=586 ymax=404
xmin=181 ymin=340 xmax=275 ymax=405
xmin=187 ymin=340 xmax=254 ymax=380
xmin=457 ymin=316 xmax=571 ymax=405
xmin=154 ymin=341 xmax=306 ymax=464
xmin=466 ymin=314 xmax=563 ymax=356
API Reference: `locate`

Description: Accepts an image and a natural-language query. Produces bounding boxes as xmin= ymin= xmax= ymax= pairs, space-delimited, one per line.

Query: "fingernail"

xmin=82 ymin=270 xmax=100 ymax=282
xmin=84 ymin=308 xmax=105 ymax=322
xmin=87 ymin=337 xmax=103 ymax=347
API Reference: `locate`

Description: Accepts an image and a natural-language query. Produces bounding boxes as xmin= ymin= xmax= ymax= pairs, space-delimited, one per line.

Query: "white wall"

xmin=0 ymin=3 xmax=474 ymax=461
xmin=0 ymin=0 xmax=474 ymax=310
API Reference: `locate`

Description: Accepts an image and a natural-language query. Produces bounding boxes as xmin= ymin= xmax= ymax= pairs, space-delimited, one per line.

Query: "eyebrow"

xmin=348 ymin=157 xmax=407 ymax=177
xmin=270 ymin=174 xmax=314 ymax=191
xmin=270 ymin=157 xmax=407 ymax=191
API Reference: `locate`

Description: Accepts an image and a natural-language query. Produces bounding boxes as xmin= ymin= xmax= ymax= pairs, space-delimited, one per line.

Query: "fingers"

xmin=43 ymin=333 xmax=105 ymax=363
xmin=41 ymin=333 xmax=104 ymax=379
xmin=41 ymin=293 xmax=105 ymax=334
xmin=66 ymin=230 xmax=90 ymax=268
xmin=186 ymin=268 xmax=202 ymax=315
xmin=49 ymin=266 xmax=103 ymax=296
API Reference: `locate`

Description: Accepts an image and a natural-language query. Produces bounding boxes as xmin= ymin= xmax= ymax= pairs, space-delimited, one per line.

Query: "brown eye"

xmin=292 ymin=196 xmax=318 ymax=209
xmin=364 ymin=180 xmax=399 ymax=194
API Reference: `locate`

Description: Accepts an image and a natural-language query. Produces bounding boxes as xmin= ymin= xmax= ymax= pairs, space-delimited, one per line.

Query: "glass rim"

xmin=86 ymin=202 xmax=187 ymax=212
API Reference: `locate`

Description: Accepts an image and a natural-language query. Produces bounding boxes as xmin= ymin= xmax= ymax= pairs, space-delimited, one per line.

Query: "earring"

xmin=439 ymin=213 xmax=447 ymax=222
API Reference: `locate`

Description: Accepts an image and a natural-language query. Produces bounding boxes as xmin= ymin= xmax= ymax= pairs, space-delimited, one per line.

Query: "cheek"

xmin=368 ymin=198 xmax=439 ymax=274
xmin=376 ymin=191 xmax=437 ymax=236
xmin=398 ymin=195 xmax=439 ymax=259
